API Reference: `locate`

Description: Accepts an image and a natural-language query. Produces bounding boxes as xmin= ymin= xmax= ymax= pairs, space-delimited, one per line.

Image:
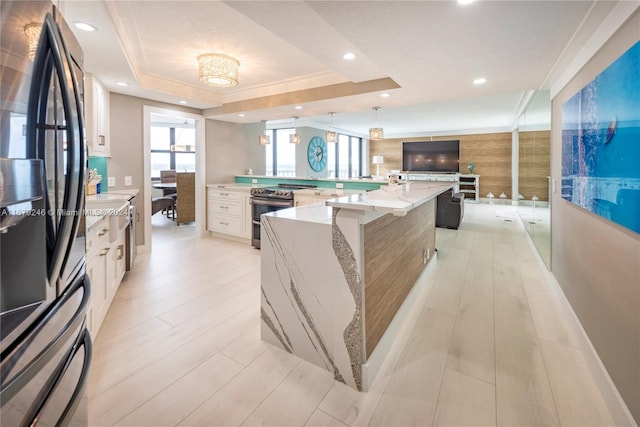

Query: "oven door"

xmin=251 ymin=198 xmax=293 ymax=249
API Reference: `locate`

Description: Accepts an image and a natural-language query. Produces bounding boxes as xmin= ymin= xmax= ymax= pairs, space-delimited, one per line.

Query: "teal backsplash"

xmin=88 ymin=157 xmax=108 ymax=191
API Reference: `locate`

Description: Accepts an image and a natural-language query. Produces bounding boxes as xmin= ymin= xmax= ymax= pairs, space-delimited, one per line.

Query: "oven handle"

xmin=250 ymin=198 xmax=294 ymax=208
xmin=252 ymin=219 xmax=261 ymax=226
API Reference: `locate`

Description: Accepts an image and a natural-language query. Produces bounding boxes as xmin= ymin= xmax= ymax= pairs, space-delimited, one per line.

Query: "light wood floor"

xmin=88 ymin=204 xmax=628 ymax=426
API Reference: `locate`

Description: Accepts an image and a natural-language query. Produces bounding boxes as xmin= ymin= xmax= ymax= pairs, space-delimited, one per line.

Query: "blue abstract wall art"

xmin=561 ymin=40 xmax=640 ymax=234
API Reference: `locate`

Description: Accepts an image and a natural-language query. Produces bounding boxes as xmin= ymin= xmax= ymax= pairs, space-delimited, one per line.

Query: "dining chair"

xmin=176 ymin=172 xmax=195 ymax=225
xmin=159 ymin=169 xmax=177 ymax=217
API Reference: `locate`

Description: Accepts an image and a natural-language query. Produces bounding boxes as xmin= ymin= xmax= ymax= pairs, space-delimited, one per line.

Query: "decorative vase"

xmin=467 ymin=162 xmax=475 ymax=173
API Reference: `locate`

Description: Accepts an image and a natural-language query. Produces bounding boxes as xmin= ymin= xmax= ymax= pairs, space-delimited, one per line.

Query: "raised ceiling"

xmin=59 ymin=0 xmax=616 ymax=137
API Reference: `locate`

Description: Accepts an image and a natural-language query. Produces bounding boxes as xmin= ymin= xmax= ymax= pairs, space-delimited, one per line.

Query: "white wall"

xmin=550 ymin=9 xmax=640 ymax=423
xmin=205 ymin=119 xmax=265 ymax=183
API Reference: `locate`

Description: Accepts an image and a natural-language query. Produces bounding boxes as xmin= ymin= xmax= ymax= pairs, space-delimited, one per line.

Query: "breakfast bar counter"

xmin=260 ymin=182 xmax=452 ymax=391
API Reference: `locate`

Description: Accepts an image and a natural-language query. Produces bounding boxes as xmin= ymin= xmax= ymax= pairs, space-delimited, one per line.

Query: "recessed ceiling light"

xmin=178 ymin=100 xmax=188 ymax=105
xmin=473 ymin=77 xmax=487 ymax=85
xmin=73 ymin=22 xmax=96 ymax=32
xmin=116 ymin=81 xmax=128 ymax=87
xmin=343 ymin=52 xmax=356 ymax=60
xmin=458 ymin=0 xmax=475 ymax=4
xmin=294 ymin=105 xmax=303 ymax=110
xmin=238 ymin=113 xmax=246 ymax=117
xmin=380 ymin=93 xmax=390 ymax=98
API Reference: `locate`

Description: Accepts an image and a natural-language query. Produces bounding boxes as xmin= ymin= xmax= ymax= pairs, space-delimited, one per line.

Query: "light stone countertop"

xmin=235 ymin=174 xmax=387 ymax=184
xmin=105 ymin=189 xmax=140 ymax=197
xmin=86 ymin=192 xmax=135 ymax=205
xmin=206 ymin=183 xmax=258 ymax=193
xmin=294 ymin=188 xmax=364 ymax=197
xmin=327 ymin=181 xmax=453 ymax=217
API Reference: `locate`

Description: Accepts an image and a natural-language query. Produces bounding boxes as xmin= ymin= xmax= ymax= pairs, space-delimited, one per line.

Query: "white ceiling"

xmin=58 ymin=0 xmax=616 ymax=137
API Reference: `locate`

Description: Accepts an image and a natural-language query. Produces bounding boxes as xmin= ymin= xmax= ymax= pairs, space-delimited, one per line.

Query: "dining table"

xmin=152 ymin=182 xmax=177 ymax=189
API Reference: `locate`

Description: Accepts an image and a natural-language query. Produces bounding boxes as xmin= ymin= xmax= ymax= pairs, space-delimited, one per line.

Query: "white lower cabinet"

xmin=86 ymin=244 xmax=107 ymax=335
xmin=207 ymin=189 xmax=251 ymax=240
xmin=86 ymin=215 xmax=128 ymax=337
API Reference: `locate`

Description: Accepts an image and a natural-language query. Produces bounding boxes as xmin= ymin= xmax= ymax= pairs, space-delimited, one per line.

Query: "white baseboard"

xmin=519 ymin=220 xmax=637 ymax=426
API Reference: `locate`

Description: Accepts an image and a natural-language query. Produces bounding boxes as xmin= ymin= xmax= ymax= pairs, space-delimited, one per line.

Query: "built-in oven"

xmin=250 ymin=184 xmax=316 ymax=249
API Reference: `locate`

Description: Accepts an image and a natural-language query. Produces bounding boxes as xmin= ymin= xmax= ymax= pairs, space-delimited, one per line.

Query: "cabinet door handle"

xmin=220 ymin=192 xmax=229 ymax=196
xmin=99 ymin=248 xmax=110 ymax=256
xmin=117 ymin=244 xmax=124 ymax=260
xmin=219 ymin=221 xmax=229 ymax=226
xmin=98 ymin=228 xmax=108 ymax=236
xmin=220 ymin=205 xmax=229 ymax=209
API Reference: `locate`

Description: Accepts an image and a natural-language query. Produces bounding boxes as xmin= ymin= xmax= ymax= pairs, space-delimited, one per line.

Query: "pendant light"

xmin=259 ymin=120 xmax=270 ymax=145
xmin=326 ymin=112 xmax=337 ymax=143
xmin=290 ymin=116 xmax=300 ymax=144
xmin=369 ymin=106 xmax=384 ymax=140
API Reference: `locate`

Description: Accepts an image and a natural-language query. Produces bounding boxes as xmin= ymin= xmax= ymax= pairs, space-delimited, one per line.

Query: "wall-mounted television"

xmin=402 ymin=140 xmax=460 ymax=173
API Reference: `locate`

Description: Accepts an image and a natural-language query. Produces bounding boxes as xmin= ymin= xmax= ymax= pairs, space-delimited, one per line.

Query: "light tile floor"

xmin=88 ymin=204 xmax=630 ymax=426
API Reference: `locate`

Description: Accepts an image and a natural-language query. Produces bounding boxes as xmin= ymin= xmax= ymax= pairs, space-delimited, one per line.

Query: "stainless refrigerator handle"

xmin=0 ymin=274 xmax=90 ymax=405
xmin=25 ymin=327 xmax=92 ymax=427
xmin=56 ymin=327 xmax=92 ymax=427
xmin=26 ymin=14 xmax=84 ymax=286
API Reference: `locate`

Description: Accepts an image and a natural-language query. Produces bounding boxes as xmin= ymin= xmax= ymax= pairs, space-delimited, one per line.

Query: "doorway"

xmin=141 ymin=106 xmax=206 ymax=253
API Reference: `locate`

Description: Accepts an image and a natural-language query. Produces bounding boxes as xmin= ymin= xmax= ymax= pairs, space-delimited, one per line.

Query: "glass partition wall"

xmin=517 ymin=90 xmax=551 ymax=268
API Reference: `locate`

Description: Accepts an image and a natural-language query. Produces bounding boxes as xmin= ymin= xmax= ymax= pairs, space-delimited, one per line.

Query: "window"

xmin=150 ymin=125 xmax=195 ymax=180
xmin=265 ymin=128 xmax=362 ymax=178
xmin=331 ymin=134 xmax=362 ymax=178
xmin=266 ymin=128 xmax=296 ymax=176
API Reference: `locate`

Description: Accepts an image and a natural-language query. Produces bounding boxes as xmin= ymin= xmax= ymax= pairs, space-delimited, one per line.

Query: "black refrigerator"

xmin=1 ymin=1 xmax=92 ymax=425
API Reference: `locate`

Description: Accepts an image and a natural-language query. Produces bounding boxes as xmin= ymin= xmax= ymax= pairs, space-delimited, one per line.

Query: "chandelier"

xmin=24 ymin=23 xmax=41 ymax=61
xmin=198 ymin=53 xmax=239 ymax=87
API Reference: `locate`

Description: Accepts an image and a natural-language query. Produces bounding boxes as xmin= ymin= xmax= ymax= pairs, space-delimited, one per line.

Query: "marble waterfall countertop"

xmin=260 ymin=181 xmax=443 ymax=391
xmin=326 ymin=181 xmax=453 ymax=217
xmin=265 ymin=205 xmax=334 ymax=225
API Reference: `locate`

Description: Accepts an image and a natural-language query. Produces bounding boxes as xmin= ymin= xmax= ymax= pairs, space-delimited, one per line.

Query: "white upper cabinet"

xmin=85 ymin=74 xmax=110 ymax=157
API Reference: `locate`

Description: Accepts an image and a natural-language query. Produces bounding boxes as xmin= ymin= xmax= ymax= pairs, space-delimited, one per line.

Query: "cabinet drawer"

xmin=87 ymin=216 xmax=109 ymax=254
xmin=208 ymin=189 xmax=243 ymax=202
xmin=208 ymin=200 xmax=242 ymax=216
xmin=209 ymin=214 xmax=243 ymax=235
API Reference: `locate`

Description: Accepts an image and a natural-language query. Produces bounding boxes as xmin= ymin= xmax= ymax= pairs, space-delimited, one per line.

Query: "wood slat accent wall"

xmin=519 ymin=131 xmax=551 ymax=201
xmin=370 ymin=133 xmax=513 ymax=199
xmin=363 ymin=199 xmax=435 ymax=358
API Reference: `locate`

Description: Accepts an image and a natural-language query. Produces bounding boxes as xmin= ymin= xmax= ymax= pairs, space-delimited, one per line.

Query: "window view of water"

xmin=150 ymin=121 xmax=195 ymax=179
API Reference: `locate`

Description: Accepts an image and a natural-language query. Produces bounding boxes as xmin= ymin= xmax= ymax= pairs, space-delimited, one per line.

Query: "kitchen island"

xmin=260 ymin=182 xmax=452 ymax=391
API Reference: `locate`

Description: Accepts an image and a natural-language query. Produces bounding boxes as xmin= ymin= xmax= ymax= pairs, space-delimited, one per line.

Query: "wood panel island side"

xmin=260 ymin=182 xmax=453 ymax=391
